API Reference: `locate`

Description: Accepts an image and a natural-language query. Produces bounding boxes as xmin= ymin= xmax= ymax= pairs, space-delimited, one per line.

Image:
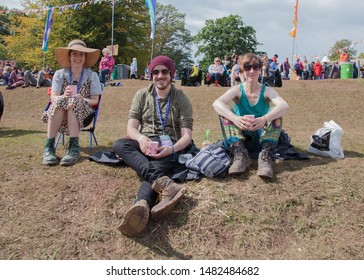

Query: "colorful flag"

xmin=288 ymin=0 xmax=298 ymax=38
xmin=145 ymin=0 xmax=157 ymax=39
xmin=42 ymin=7 xmax=54 ymax=52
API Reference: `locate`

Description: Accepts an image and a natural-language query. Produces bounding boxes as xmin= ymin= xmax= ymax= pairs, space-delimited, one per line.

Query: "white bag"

xmin=307 ymin=120 xmax=344 ymax=159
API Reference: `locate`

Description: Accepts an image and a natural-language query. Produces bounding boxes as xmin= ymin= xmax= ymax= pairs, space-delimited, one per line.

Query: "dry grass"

xmin=0 ymin=78 xmax=363 ymax=260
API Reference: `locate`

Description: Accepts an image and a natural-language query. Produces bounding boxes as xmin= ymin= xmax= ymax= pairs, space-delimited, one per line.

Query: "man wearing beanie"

xmin=113 ymin=55 xmax=194 ymax=237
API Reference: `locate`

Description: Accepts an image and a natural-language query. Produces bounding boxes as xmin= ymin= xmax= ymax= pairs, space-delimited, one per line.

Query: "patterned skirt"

xmin=41 ymin=96 xmax=94 ymax=135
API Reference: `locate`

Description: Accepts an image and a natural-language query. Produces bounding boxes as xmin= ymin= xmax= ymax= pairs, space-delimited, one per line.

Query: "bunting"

xmin=288 ymin=0 xmax=299 ymax=38
xmin=41 ymin=7 xmax=54 ymax=52
xmin=145 ymin=0 xmax=157 ymax=39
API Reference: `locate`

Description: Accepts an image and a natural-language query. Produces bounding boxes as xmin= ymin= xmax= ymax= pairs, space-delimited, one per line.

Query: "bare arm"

xmin=212 ymin=86 xmax=251 ymax=130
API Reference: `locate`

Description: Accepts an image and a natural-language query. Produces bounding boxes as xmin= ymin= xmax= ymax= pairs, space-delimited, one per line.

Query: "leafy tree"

xmin=358 ymin=53 xmax=364 ymax=59
xmin=194 ymin=15 xmax=260 ymax=70
xmin=328 ymin=39 xmax=357 ymax=61
xmin=2 ymin=1 xmax=193 ymax=75
xmin=152 ymin=4 xmax=193 ymax=73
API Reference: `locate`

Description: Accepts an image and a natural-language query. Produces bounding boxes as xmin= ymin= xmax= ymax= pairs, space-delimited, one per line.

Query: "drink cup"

xmin=149 ymin=141 xmax=159 ymax=156
xmin=244 ymin=114 xmax=255 ymax=120
xmin=69 ymin=85 xmax=77 ymax=96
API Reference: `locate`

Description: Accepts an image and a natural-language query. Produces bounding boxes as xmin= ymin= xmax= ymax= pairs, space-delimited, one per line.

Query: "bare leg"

xmin=67 ymin=108 xmax=80 ymax=137
xmin=47 ymin=108 xmax=66 ymax=138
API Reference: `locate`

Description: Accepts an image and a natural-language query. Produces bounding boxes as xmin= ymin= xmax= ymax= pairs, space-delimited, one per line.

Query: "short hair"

xmin=238 ymin=53 xmax=263 ymax=73
xmin=102 ymin=48 xmax=109 ymax=55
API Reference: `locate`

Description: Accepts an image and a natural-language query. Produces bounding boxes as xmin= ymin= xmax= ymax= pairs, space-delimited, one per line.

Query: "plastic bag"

xmin=307 ymin=120 xmax=344 ymax=159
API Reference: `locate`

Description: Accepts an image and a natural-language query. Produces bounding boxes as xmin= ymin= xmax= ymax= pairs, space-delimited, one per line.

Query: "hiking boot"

xmin=118 ymin=199 xmax=150 ymax=237
xmin=151 ymin=176 xmax=187 ymax=220
xmin=228 ymin=140 xmax=251 ymax=174
xmin=60 ymin=137 xmax=80 ymax=166
xmin=257 ymin=142 xmax=274 ymax=179
xmin=43 ymin=137 xmax=58 ymax=166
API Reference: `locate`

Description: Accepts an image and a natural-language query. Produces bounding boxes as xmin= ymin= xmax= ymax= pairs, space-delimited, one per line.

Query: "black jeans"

xmin=113 ymin=137 xmax=180 ymax=207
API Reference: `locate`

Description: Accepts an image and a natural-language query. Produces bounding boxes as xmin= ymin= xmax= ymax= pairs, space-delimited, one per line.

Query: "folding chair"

xmin=55 ymin=95 xmax=102 ymax=149
xmin=43 ymin=92 xmax=102 ymax=150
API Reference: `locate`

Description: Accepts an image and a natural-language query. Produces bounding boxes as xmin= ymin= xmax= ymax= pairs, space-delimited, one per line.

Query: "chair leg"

xmin=55 ymin=133 xmax=63 ymax=149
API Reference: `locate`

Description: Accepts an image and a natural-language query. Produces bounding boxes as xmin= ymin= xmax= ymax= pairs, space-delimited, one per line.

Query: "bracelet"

xmin=263 ymin=115 xmax=268 ymax=126
xmin=137 ymin=135 xmax=145 ymax=142
xmin=171 ymin=146 xmax=174 ymax=154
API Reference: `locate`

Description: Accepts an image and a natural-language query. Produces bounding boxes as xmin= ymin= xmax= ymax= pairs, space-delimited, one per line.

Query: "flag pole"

xmin=150 ymin=38 xmax=154 ymax=61
xmin=111 ymin=0 xmax=114 ymax=55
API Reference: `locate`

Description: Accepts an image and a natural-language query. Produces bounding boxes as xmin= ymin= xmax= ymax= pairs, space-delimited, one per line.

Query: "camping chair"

xmin=43 ymin=88 xmax=102 ymax=150
xmin=55 ymin=94 xmax=102 ymax=150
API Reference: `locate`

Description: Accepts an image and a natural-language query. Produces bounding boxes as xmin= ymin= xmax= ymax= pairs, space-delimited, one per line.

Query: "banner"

xmin=288 ymin=0 xmax=298 ymax=38
xmin=145 ymin=0 xmax=157 ymax=39
xmin=41 ymin=7 xmax=54 ymax=52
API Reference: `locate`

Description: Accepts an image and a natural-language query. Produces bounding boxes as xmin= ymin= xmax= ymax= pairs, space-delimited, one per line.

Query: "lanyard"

xmin=69 ymin=68 xmax=84 ymax=94
xmin=154 ymin=89 xmax=171 ymax=134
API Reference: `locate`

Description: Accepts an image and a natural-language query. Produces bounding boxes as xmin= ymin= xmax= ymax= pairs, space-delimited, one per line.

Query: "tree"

xmin=194 ymin=15 xmax=260 ymax=70
xmin=152 ymin=4 xmax=193 ymax=73
xmin=328 ymin=39 xmax=357 ymax=61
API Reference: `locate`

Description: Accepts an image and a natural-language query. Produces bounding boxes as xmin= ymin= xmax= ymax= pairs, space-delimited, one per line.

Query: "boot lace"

xmin=261 ymin=147 xmax=273 ymax=163
xmin=232 ymin=143 xmax=244 ymax=160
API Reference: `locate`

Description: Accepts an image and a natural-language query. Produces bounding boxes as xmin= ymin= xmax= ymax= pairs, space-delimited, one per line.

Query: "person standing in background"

xmin=130 ymin=58 xmax=138 ymax=79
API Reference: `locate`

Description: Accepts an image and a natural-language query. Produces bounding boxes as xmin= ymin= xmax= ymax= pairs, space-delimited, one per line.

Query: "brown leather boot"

xmin=228 ymin=140 xmax=251 ymax=174
xmin=257 ymin=142 xmax=274 ymax=179
xmin=118 ymin=199 xmax=149 ymax=237
xmin=151 ymin=176 xmax=187 ymax=220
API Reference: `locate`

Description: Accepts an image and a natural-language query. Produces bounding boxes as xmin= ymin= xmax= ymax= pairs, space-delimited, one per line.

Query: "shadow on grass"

xmin=129 ymin=196 xmax=198 ymax=260
xmin=0 ymin=127 xmax=43 ymax=138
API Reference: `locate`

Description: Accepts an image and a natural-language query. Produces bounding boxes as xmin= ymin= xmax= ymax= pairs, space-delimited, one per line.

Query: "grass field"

xmin=0 ymin=78 xmax=363 ymax=260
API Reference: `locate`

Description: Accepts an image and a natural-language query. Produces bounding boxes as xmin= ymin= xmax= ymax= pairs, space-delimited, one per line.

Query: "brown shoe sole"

xmin=151 ymin=187 xmax=186 ymax=220
xmin=118 ymin=204 xmax=149 ymax=237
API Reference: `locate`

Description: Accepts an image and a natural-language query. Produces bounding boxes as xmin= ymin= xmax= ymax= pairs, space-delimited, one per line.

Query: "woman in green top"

xmin=213 ymin=53 xmax=289 ymax=179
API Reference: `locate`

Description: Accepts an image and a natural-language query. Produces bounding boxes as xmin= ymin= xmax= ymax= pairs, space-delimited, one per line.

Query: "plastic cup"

xmin=149 ymin=141 xmax=159 ymax=156
xmin=69 ymin=85 xmax=77 ymax=96
xmin=244 ymin=114 xmax=255 ymax=119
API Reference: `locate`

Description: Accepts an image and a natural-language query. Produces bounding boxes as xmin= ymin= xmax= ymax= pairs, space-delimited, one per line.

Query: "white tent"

xmin=321 ymin=56 xmax=331 ymax=63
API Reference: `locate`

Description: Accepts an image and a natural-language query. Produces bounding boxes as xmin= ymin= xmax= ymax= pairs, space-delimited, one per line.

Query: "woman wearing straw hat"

xmin=41 ymin=39 xmax=102 ymax=166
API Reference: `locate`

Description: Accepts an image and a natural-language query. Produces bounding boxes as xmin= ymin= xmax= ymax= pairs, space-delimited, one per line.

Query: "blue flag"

xmin=42 ymin=7 xmax=54 ymax=52
xmin=145 ymin=0 xmax=156 ymax=39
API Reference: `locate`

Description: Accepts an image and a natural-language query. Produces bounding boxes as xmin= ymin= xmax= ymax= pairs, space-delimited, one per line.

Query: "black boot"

xmin=60 ymin=137 xmax=80 ymax=166
xmin=43 ymin=138 xmax=58 ymax=165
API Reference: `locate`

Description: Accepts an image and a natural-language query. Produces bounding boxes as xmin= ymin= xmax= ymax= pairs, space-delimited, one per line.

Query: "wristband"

xmin=171 ymin=146 xmax=174 ymax=154
xmin=137 ymin=135 xmax=145 ymax=142
xmin=263 ymin=115 xmax=268 ymax=126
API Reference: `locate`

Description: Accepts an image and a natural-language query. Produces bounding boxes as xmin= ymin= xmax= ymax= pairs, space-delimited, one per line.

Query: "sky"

xmin=5 ymin=0 xmax=364 ymax=64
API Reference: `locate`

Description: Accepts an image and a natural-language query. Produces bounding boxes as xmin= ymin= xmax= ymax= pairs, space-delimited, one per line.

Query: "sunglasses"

xmin=151 ymin=69 xmax=170 ymax=76
xmin=243 ymin=64 xmax=260 ymax=71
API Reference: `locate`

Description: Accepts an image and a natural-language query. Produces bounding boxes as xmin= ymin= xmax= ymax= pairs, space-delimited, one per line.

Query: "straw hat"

xmin=55 ymin=39 xmax=100 ymax=68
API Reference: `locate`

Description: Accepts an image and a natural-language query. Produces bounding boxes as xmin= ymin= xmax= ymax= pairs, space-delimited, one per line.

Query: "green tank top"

xmin=234 ymin=84 xmax=269 ymax=117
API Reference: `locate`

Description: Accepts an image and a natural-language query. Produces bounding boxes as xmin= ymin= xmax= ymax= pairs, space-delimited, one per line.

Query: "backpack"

xmin=185 ymin=141 xmax=231 ymax=178
xmin=294 ymin=63 xmax=299 ymax=70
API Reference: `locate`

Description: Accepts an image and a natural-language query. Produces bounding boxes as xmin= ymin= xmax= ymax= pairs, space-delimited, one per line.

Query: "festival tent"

xmin=321 ymin=56 xmax=331 ymax=63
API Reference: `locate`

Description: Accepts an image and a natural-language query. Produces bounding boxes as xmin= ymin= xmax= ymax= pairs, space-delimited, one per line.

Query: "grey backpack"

xmin=185 ymin=141 xmax=231 ymax=178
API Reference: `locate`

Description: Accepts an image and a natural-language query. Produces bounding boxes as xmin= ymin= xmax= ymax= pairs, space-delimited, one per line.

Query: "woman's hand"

xmin=250 ymin=116 xmax=267 ymax=131
xmin=232 ymin=115 xmax=255 ymax=131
